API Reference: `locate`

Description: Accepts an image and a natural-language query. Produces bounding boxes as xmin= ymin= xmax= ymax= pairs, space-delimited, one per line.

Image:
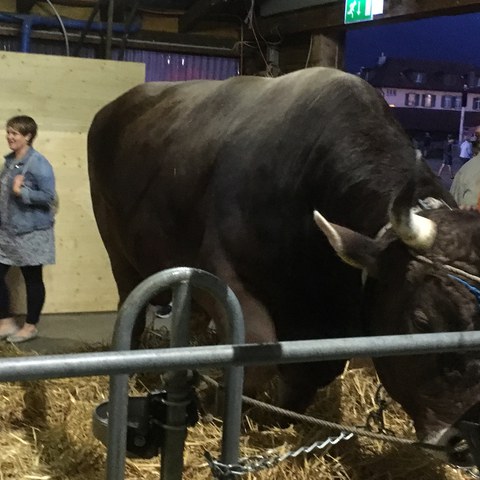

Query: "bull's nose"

xmin=445 ymin=431 xmax=475 ymax=467
xmin=452 ymin=420 xmax=480 ymax=469
xmin=421 ymin=420 xmax=480 ymax=468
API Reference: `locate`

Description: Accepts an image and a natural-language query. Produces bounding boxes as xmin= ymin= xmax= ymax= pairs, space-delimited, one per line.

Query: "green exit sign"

xmin=344 ymin=0 xmax=375 ymax=24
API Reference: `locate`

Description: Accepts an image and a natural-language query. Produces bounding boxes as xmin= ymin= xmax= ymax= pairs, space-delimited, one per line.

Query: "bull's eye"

xmin=412 ymin=309 xmax=431 ymax=332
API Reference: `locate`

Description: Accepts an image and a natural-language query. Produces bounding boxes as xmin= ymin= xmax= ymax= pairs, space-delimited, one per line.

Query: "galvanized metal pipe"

xmin=160 ymin=281 xmax=192 ymax=480
xmin=2 ymin=331 xmax=480 ymax=382
xmin=106 ymin=267 xmax=245 ymax=480
xmin=106 ymin=373 xmax=129 ymax=480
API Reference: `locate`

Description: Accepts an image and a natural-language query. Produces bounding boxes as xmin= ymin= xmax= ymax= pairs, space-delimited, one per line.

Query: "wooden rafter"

xmin=179 ymin=0 xmax=233 ymax=33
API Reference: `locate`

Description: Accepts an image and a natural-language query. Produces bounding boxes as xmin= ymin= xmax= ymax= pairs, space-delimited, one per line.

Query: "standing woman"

xmin=0 ymin=116 xmax=55 ymax=343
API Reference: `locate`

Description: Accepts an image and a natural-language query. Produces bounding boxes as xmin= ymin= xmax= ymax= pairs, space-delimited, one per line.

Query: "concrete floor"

xmin=5 ymin=311 xmax=118 ymax=354
xmin=5 ymin=307 xmax=173 ymax=354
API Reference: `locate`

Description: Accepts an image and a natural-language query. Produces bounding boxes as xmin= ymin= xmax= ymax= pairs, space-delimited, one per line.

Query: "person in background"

xmin=459 ymin=135 xmax=473 ymax=165
xmin=451 ymin=153 xmax=480 ymax=208
xmin=423 ymin=132 xmax=432 ymax=158
xmin=437 ymin=134 xmax=455 ymax=179
xmin=411 ymin=136 xmax=422 ymax=159
xmin=473 ymin=127 xmax=480 ymax=156
xmin=0 ymin=115 xmax=56 ymax=343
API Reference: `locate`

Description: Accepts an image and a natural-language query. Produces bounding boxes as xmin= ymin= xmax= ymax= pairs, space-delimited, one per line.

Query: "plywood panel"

xmin=0 ymin=51 xmax=144 ymax=132
xmin=0 ymin=51 xmax=145 ymax=313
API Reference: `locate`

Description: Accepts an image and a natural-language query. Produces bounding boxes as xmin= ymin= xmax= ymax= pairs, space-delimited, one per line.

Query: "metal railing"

xmin=3 ymin=330 xmax=480 ymax=381
xmin=2 ymin=268 xmax=480 ymax=479
xmin=106 ymin=268 xmax=245 ymax=480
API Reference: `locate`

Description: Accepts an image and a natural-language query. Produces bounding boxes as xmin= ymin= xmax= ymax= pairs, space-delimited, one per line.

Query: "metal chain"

xmin=200 ymin=377 xmax=480 ymax=478
xmin=240 ymin=394 xmax=424 ymax=446
xmin=201 ymin=374 xmax=436 ymax=450
xmin=204 ymin=431 xmax=354 ymax=478
xmin=362 ymin=384 xmax=395 ymax=436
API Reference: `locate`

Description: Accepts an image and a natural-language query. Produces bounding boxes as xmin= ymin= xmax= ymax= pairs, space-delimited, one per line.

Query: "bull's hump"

xmin=132 ymin=66 xmax=358 ymax=99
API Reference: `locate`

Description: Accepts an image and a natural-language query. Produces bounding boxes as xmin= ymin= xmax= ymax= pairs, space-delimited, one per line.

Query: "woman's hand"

xmin=12 ymin=175 xmax=24 ymax=196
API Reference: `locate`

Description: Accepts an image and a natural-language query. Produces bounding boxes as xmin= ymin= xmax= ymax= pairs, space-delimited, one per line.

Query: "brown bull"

xmin=88 ymin=67 xmax=480 ymax=465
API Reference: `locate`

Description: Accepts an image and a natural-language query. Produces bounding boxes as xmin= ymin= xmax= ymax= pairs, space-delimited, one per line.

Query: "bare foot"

xmin=7 ymin=323 xmax=38 ymax=343
xmin=0 ymin=317 xmax=19 ymax=339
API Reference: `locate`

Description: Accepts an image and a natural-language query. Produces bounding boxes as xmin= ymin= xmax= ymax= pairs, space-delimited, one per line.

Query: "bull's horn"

xmin=389 ymin=162 xmax=438 ymax=250
xmin=390 ymin=207 xmax=437 ymax=250
xmin=313 ymin=210 xmax=344 ymax=252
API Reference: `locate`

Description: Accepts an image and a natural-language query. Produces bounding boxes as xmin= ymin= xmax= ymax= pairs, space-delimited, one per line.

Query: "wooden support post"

xmin=279 ymin=31 xmax=345 ymax=74
xmin=306 ymin=32 xmax=345 ymax=69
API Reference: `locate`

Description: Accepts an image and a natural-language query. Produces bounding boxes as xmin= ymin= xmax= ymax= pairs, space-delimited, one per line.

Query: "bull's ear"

xmin=313 ymin=210 xmax=381 ymax=277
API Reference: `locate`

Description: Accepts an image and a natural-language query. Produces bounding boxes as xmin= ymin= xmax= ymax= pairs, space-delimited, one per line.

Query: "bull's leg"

xmin=105 ymin=250 xmax=146 ymax=348
xmin=197 ymin=239 xmax=279 ymax=396
xmin=91 ymin=195 xmax=143 ymax=324
xmin=277 ymin=360 xmax=347 ymax=413
xmin=93 ymin=198 xmax=148 ymax=346
xmin=221 ymin=294 xmax=278 ymax=396
xmin=195 ymin=283 xmax=278 ymax=396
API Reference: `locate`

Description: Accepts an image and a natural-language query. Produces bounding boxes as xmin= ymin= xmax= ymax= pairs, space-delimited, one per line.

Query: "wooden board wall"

xmin=0 ymin=51 xmax=145 ymax=313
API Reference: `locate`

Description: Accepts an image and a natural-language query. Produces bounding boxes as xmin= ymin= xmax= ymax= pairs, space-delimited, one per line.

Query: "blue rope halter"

xmin=449 ymin=274 xmax=480 ymax=305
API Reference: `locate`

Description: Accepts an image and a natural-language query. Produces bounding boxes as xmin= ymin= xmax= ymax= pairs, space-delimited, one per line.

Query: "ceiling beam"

xmin=0 ymin=22 xmax=240 ymax=56
xmin=259 ymin=0 xmax=480 ymax=37
xmin=179 ymin=0 xmax=232 ymax=33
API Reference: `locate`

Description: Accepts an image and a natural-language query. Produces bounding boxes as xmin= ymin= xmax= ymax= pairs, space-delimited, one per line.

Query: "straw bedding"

xmin=0 ymin=342 xmax=472 ymax=480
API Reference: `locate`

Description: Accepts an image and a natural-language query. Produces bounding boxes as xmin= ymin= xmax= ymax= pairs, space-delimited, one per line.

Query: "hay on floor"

xmin=0 ymin=342 xmax=472 ymax=479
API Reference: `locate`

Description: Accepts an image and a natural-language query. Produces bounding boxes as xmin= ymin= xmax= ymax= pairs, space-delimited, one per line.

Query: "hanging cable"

xmin=305 ymin=33 xmax=313 ymax=68
xmin=44 ymin=0 xmax=70 ymax=56
xmin=119 ymin=0 xmax=140 ymax=61
xmin=239 ymin=20 xmax=244 ymax=74
xmin=73 ymin=1 xmax=100 ymax=57
xmin=245 ymin=0 xmax=270 ymax=76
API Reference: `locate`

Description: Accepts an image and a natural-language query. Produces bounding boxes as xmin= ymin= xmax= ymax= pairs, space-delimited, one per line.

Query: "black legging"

xmin=0 ymin=263 xmax=45 ymax=325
